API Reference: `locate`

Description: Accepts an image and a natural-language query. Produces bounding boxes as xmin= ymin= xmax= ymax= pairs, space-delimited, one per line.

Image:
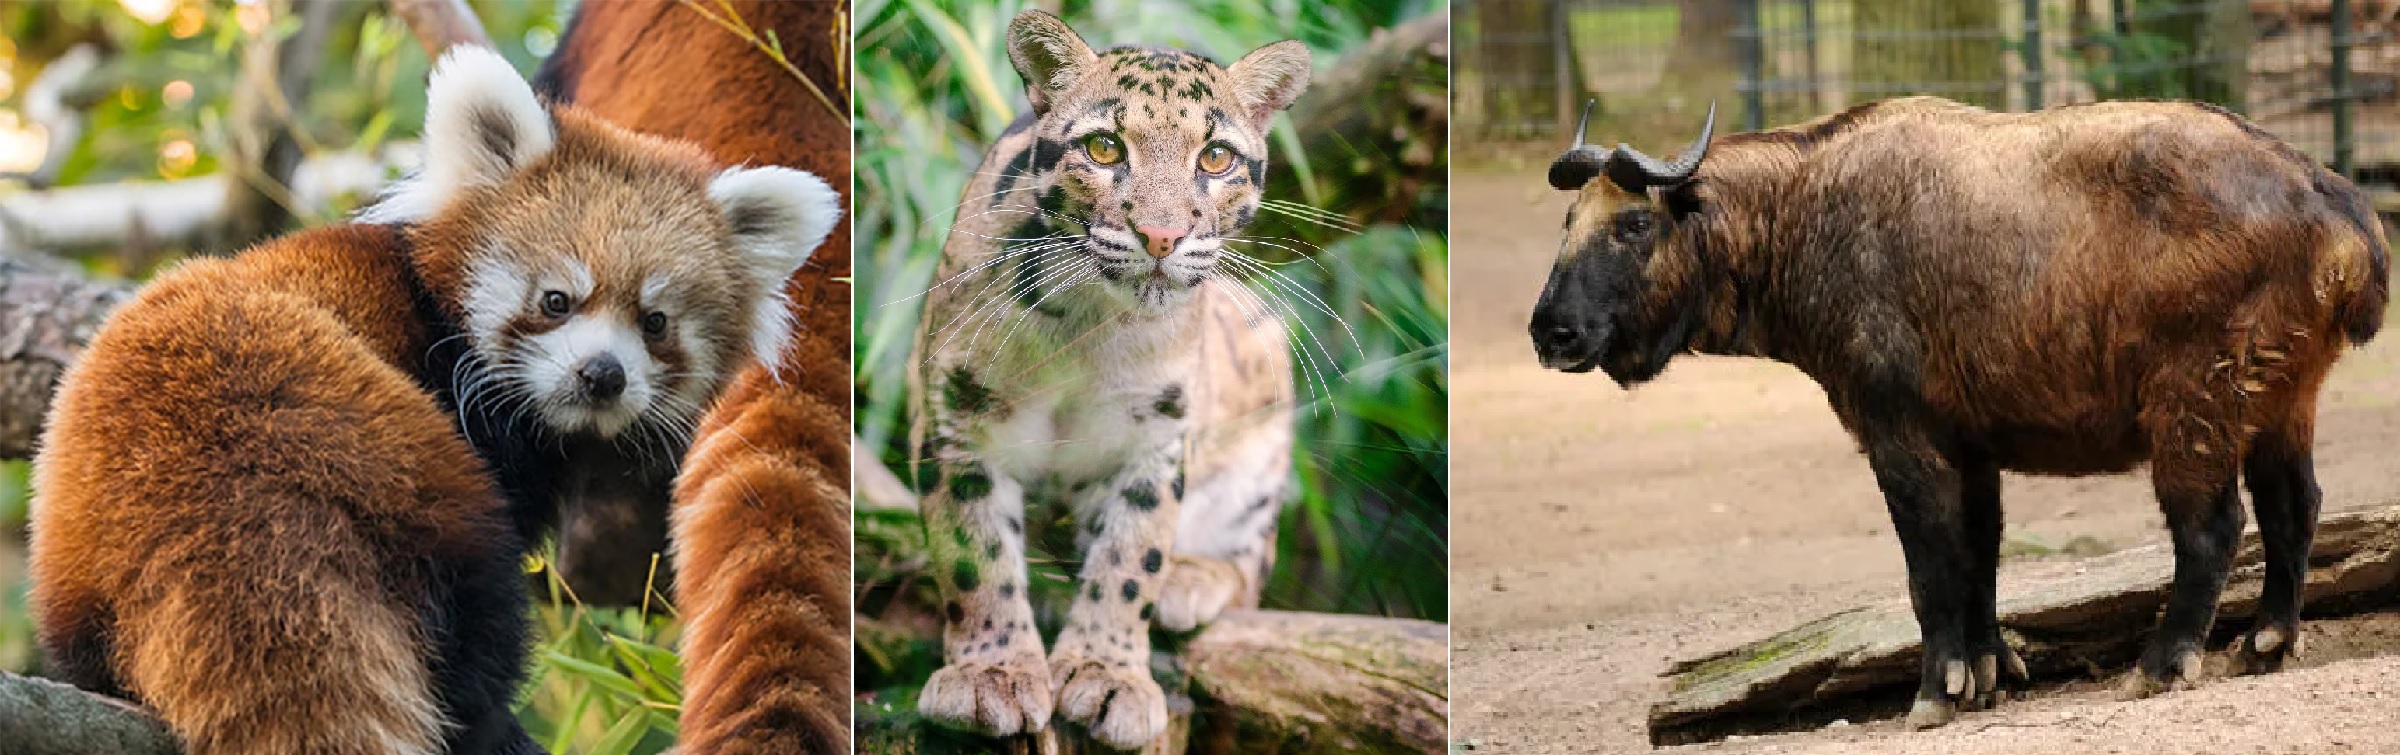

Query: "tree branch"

xmin=386 ymin=0 xmax=492 ymax=59
xmin=0 ymin=672 xmax=177 ymax=755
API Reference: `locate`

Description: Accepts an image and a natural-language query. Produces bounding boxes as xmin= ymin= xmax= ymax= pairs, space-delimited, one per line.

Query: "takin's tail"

xmin=120 ymin=516 xmax=442 ymax=755
xmin=2321 ymin=172 xmax=2390 ymax=344
xmin=670 ymin=355 xmax=853 ymax=754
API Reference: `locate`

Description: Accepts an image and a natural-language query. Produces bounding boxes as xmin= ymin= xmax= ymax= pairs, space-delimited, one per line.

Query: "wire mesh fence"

xmin=1458 ymin=0 xmax=2400 ymax=179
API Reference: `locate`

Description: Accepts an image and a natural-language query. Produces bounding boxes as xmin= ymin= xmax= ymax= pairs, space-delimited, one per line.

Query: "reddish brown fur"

xmin=1631 ymin=98 xmax=2387 ymax=474
xmin=542 ymin=1 xmax=854 ymax=751
xmin=1535 ymin=96 xmax=2392 ymax=719
xmin=32 ymin=225 xmax=509 ymax=755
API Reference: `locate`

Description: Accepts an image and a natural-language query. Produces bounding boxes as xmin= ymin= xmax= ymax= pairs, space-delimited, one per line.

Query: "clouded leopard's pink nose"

xmin=1136 ymin=225 xmax=1188 ymax=259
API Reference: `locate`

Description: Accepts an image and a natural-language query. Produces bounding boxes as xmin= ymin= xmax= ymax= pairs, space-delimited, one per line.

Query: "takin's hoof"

xmin=2115 ymin=649 xmax=2204 ymax=701
xmin=2233 ymin=625 xmax=2306 ymax=675
xmin=1905 ymin=697 xmax=1957 ymax=730
xmin=1051 ymin=655 xmax=1169 ymax=750
xmin=1155 ymin=555 xmax=1245 ymax=632
xmin=919 ymin=656 xmax=1056 ymax=738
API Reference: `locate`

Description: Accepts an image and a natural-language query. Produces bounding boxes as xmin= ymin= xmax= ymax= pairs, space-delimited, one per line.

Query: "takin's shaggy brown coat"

xmin=1529 ymin=96 xmax=2390 ymax=730
xmin=540 ymin=2 xmax=854 ymax=751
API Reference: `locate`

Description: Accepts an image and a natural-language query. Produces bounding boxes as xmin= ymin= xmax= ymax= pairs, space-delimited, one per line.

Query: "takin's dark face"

xmin=1530 ymin=177 xmax=1701 ymax=385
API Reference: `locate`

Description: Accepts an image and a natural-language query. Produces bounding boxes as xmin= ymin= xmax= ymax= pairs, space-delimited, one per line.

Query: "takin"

xmin=1528 ymin=96 xmax=2390 ymax=729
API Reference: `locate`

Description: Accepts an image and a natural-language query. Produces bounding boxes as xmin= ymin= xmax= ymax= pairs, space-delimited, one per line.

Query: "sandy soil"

xmin=1448 ymin=164 xmax=2400 ymax=754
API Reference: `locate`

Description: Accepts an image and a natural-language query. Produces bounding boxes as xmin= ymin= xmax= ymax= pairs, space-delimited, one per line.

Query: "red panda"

xmin=540 ymin=2 xmax=856 ymax=751
xmin=28 ymin=46 xmax=838 ymax=755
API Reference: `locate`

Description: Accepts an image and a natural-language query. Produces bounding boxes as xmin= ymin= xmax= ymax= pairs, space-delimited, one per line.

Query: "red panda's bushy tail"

xmin=670 ymin=346 xmax=853 ymax=754
xmin=119 ymin=516 xmax=443 ymax=755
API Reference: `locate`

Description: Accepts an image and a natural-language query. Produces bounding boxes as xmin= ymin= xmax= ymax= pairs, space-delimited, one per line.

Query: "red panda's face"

xmin=366 ymin=46 xmax=840 ymax=442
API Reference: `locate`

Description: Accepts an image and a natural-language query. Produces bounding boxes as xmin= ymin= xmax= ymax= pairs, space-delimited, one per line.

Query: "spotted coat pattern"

xmin=903 ymin=11 xmax=1310 ymax=750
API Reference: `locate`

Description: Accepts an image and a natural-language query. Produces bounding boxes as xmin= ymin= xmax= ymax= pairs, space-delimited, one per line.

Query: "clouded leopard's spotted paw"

xmin=1155 ymin=554 xmax=1246 ymax=632
xmin=919 ymin=654 xmax=1056 ymax=738
xmin=1051 ymin=653 xmax=1170 ymax=750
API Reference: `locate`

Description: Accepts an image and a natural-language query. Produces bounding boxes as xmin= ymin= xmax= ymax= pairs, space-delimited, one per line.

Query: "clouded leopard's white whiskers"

xmin=886 ymin=238 xmax=1077 ymax=308
xmin=934 ymin=246 xmax=1090 ymax=360
xmin=960 ymin=255 xmax=1095 ymax=361
xmin=1258 ymin=200 xmax=1363 ymax=234
xmin=1209 ymin=273 xmax=1336 ymax=411
xmin=926 ymin=246 xmax=1090 ymax=361
xmin=1224 ymin=234 xmax=1332 ymax=261
xmin=1219 ymin=252 xmax=1365 ymax=357
xmin=984 ymin=268 xmax=1099 ymax=369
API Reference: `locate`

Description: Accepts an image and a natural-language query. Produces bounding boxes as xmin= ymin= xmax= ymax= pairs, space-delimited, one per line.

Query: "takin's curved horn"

xmin=1547 ymin=99 xmax=1606 ymax=191
xmin=1603 ymin=102 xmax=1717 ymax=192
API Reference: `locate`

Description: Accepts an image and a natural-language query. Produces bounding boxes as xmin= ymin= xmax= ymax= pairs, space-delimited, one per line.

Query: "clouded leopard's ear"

xmin=1007 ymin=10 xmax=1099 ymax=117
xmin=1227 ymin=40 xmax=1312 ymax=133
xmin=358 ymin=46 xmax=554 ymax=224
xmin=709 ymin=165 xmax=842 ymax=372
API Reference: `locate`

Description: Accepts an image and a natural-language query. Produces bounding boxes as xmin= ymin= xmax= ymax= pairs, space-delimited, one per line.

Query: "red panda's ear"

xmin=360 ymin=46 xmax=553 ymax=224
xmin=709 ymin=166 xmax=843 ymax=371
xmin=1227 ymin=40 xmax=1311 ymax=133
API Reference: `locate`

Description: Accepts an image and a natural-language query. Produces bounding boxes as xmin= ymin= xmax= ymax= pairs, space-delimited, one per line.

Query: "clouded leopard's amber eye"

xmin=1084 ymin=133 xmax=1125 ymax=165
xmin=1198 ymin=143 xmax=1235 ymax=175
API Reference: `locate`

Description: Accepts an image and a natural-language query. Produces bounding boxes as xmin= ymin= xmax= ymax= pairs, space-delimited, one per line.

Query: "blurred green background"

xmin=850 ymin=0 xmax=1451 ymax=713
xmin=0 ymin=2 xmax=687 ymax=751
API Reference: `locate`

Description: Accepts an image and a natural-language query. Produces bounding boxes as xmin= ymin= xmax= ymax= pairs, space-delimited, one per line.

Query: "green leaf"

xmin=587 ymin=709 xmax=652 ymax=755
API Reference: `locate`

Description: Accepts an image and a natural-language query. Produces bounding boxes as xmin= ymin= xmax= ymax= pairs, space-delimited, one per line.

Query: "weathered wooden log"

xmin=856 ymin=610 xmax=1448 ymax=754
xmin=0 ymin=672 xmax=177 ymax=755
xmin=1650 ymin=503 xmax=2400 ymax=745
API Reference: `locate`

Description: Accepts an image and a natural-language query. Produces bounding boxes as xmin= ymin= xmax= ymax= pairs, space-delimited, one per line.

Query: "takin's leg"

xmin=2121 ymin=436 xmax=2248 ymax=698
xmin=2234 ymin=424 xmax=2321 ymax=674
xmin=1856 ymin=415 xmax=1987 ymax=730
xmin=1955 ymin=447 xmax=2029 ymax=709
xmin=916 ymin=449 xmax=1052 ymax=738
xmin=1051 ymin=433 xmax=1185 ymax=749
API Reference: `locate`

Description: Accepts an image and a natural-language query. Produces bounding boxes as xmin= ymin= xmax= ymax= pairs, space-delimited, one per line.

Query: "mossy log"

xmin=857 ymin=610 xmax=1448 ymax=754
xmin=0 ymin=672 xmax=178 ymax=754
xmin=1650 ymin=503 xmax=2400 ymax=745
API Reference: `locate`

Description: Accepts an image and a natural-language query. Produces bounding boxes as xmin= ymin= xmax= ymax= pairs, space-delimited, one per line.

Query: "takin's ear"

xmin=1007 ymin=10 xmax=1099 ymax=117
xmin=359 ymin=46 xmax=553 ymax=223
xmin=709 ymin=165 xmax=843 ymax=370
xmin=1227 ymin=40 xmax=1311 ymax=132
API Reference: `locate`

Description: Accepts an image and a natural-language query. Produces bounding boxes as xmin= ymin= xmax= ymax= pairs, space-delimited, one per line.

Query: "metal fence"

xmin=1457 ymin=0 xmax=2400 ymax=179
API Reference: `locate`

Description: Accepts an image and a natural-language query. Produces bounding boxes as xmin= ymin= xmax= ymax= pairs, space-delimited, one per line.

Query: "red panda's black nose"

xmin=577 ymin=355 xmax=626 ymax=400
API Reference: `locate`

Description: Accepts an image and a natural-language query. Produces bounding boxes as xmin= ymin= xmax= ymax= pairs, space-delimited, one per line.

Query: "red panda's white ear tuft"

xmin=359 ymin=46 xmax=553 ymax=224
xmin=709 ymin=165 xmax=842 ymax=373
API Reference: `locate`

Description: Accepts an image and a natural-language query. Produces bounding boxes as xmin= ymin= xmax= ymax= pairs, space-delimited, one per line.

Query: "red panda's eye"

xmin=642 ymin=311 xmax=668 ymax=339
xmin=540 ymin=291 xmax=571 ymax=317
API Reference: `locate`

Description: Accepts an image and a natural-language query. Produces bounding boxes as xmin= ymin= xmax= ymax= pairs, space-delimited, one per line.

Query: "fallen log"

xmin=0 ymin=672 xmax=176 ymax=755
xmin=855 ymin=610 xmax=1449 ymax=754
xmin=1649 ymin=503 xmax=2400 ymax=745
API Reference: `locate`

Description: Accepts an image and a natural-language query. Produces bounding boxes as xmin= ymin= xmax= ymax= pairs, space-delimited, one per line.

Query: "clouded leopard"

xmin=906 ymin=10 xmax=1312 ymax=749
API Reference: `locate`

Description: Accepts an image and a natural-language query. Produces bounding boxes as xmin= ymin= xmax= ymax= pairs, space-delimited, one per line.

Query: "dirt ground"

xmin=1448 ymin=164 xmax=2400 ymax=754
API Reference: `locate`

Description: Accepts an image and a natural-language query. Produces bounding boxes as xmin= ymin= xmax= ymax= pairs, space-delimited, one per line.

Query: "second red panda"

xmin=29 ymin=47 xmax=837 ymax=754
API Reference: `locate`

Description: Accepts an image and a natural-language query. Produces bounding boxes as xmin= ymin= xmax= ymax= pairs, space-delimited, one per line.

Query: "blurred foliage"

xmin=0 ymin=2 xmax=689 ymax=752
xmin=0 ymin=0 xmax=564 ymax=260
xmin=852 ymin=0 xmax=1449 ymax=703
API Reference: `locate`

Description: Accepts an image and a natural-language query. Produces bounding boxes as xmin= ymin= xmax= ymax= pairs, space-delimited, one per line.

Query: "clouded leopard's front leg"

xmin=1051 ymin=403 xmax=1188 ymax=749
xmin=916 ymin=414 xmax=1052 ymax=737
